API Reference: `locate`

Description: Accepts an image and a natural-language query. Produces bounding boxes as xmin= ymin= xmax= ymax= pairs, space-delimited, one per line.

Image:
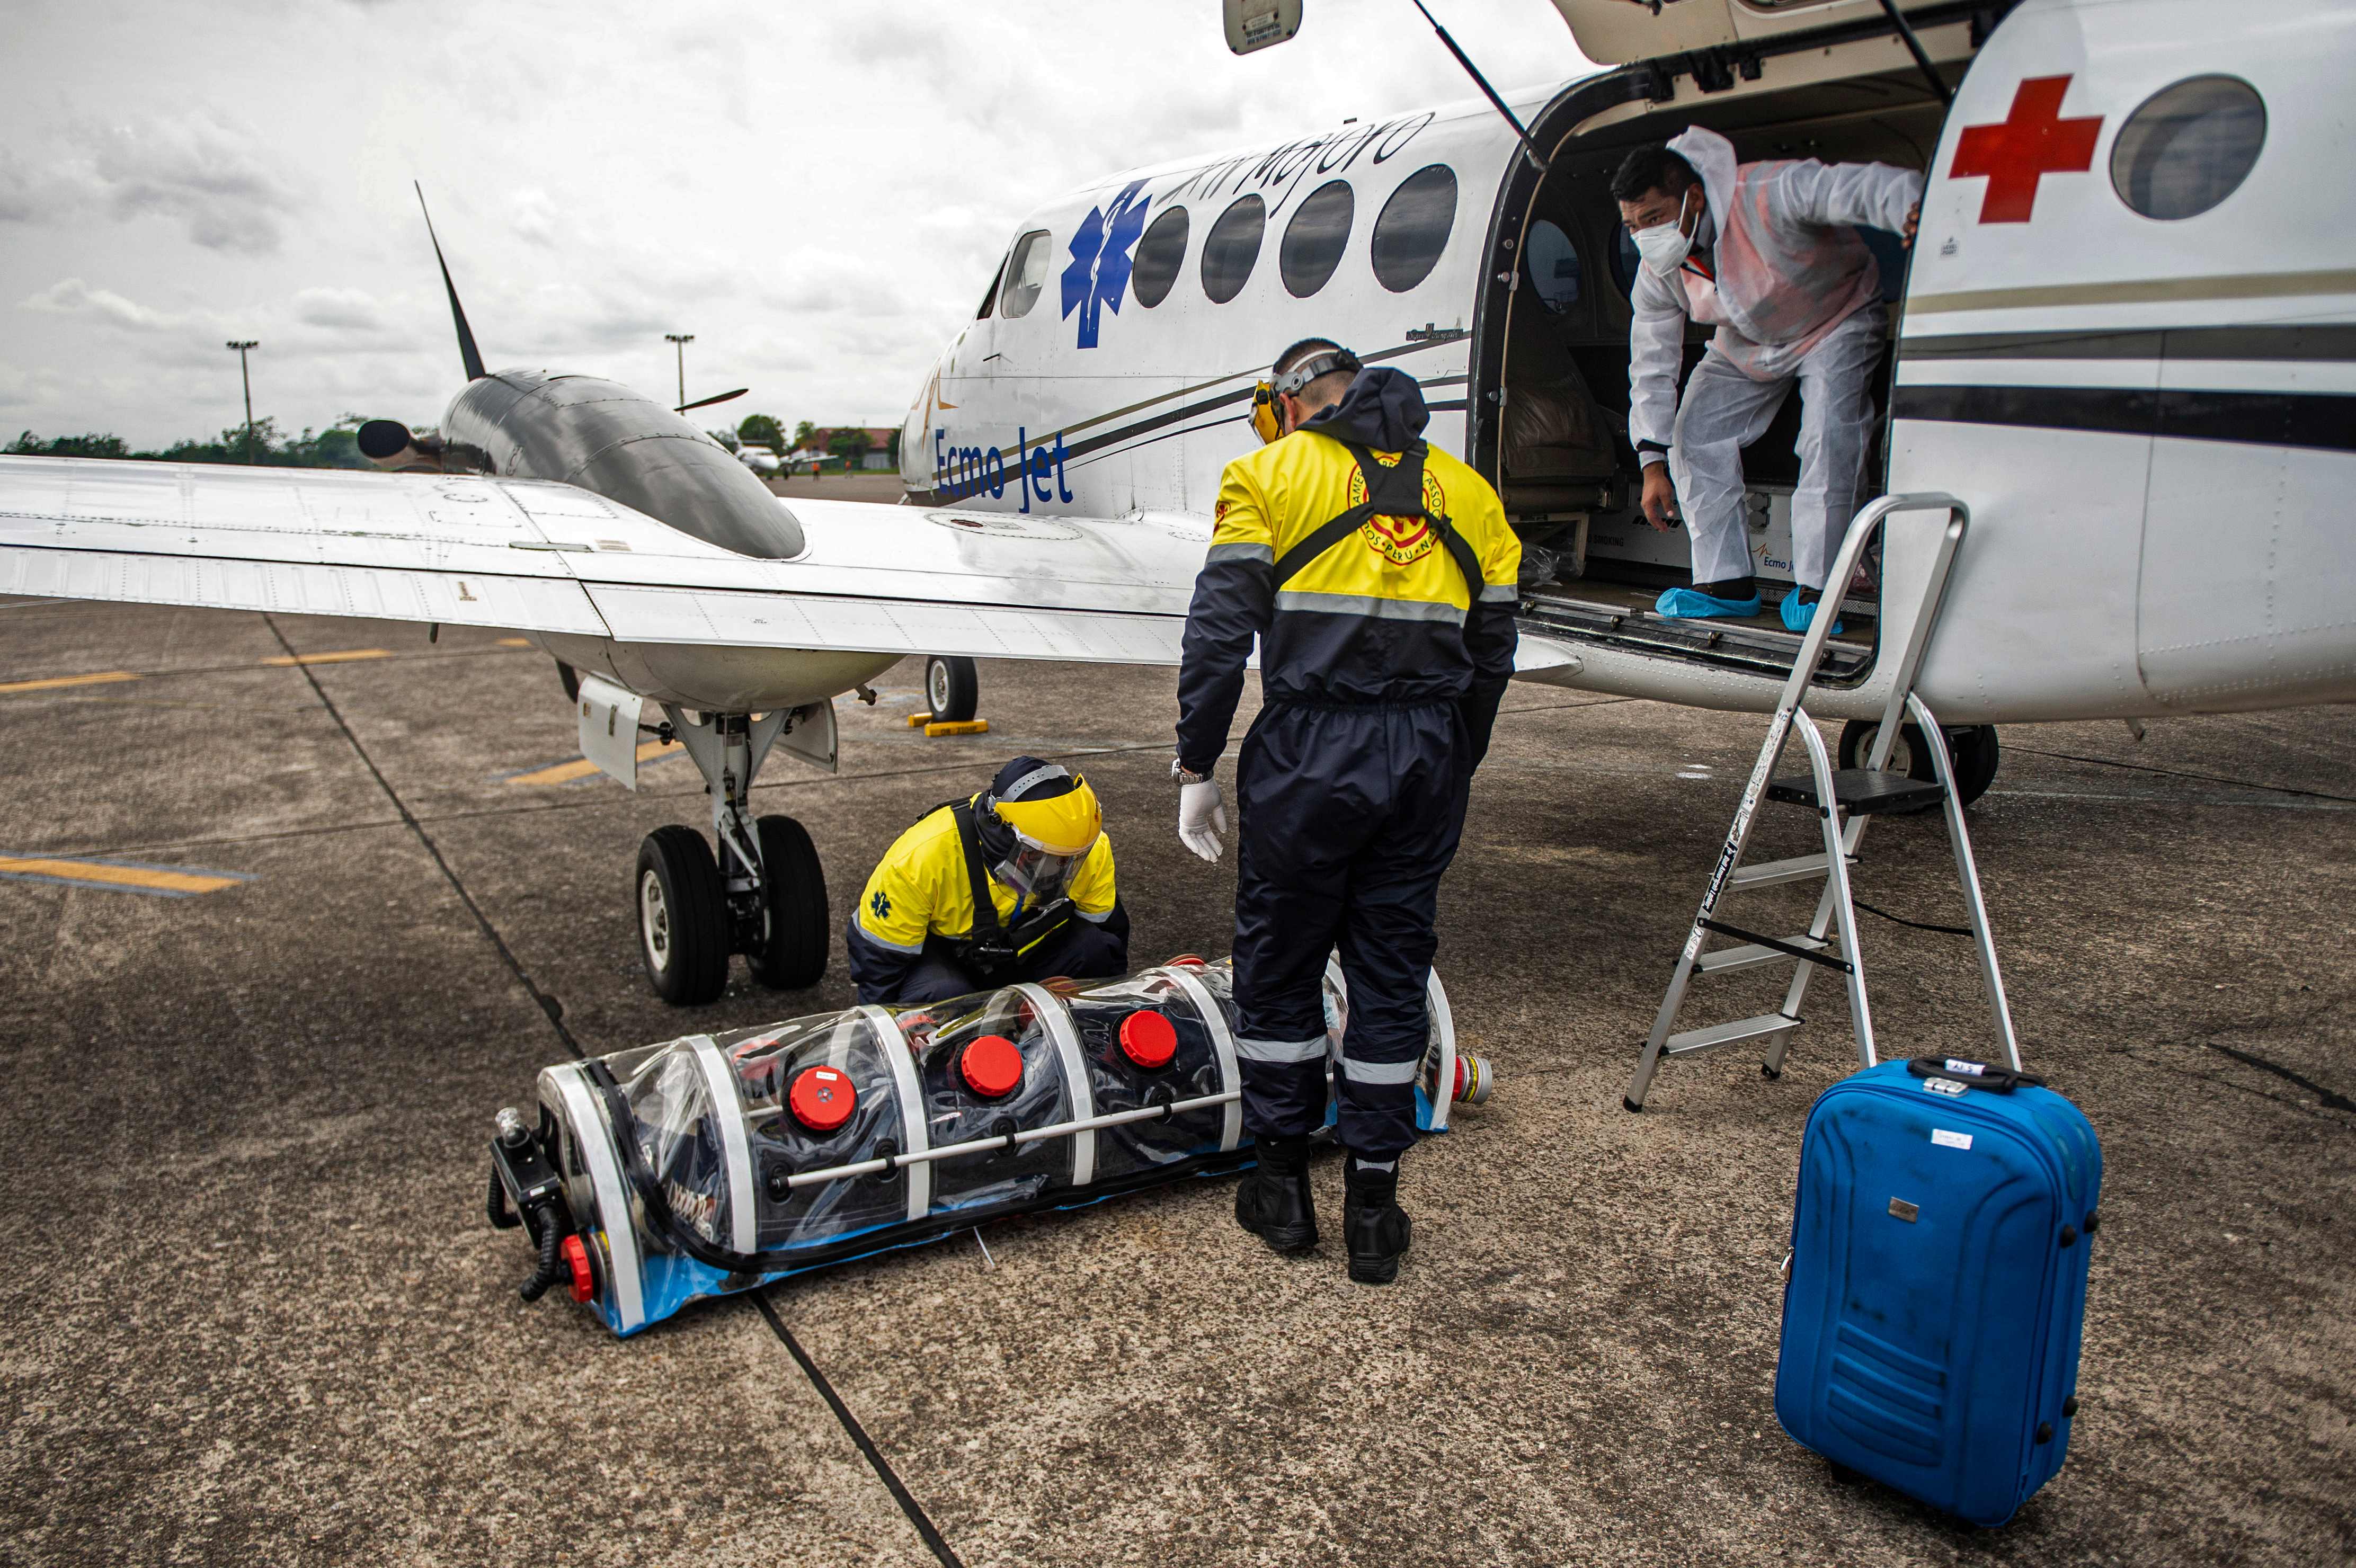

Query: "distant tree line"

xmin=6 ymin=416 xmax=387 ymax=469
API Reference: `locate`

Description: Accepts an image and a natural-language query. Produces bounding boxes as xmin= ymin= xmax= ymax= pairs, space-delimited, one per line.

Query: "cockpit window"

xmin=976 ymin=251 xmax=1007 ymax=319
xmin=1370 ymin=164 xmax=1456 ymax=293
xmin=1132 ymin=206 xmax=1188 ymax=308
xmin=1201 ymin=194 xmax=1267 ymax=305
xmin=1280 ymin=180 xmax=1355 ymax=298
xmin=999 ymin=229 xmax=1053 ymax=317
xmin=1524 ymin=219 xmax=1580 ymax=313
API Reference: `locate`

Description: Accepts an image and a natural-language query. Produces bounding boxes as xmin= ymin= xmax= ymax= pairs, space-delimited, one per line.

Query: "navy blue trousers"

xmin=1231 ymin=701 xmax=1469 ymax=1159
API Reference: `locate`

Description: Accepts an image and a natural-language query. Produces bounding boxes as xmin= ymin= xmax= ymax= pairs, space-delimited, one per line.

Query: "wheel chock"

xmin=924 ymin=719 xmax=990 ymax=737
xmin=905 ymin=711 xmax=933 ymax=728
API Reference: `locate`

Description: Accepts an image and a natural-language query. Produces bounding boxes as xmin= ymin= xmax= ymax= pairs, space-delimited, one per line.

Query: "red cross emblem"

xmin=1950 ymin=75 xmax=2104 ymax=223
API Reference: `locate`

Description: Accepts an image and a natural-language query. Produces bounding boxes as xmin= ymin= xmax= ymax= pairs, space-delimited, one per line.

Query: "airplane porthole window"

xmin=1132 ymin=207 xmax=1189 ymax=308
xmin=1202 ymin=194 xmax=1267 ymax=305
xmin=999 ymin=229 xmax=1053 ymax=318
xmin=1370 ymin=164 xmax=1457 ymax=293
xmin=1609 ymin=225 xmax=1641 ymax=299
xmin=1525 ymin=219 xmax=1580 ymax=313
xmin=2110 ymin=75 xmax=2266 ymax=221
xmin=1281 ymin=180 xmax=1355 ymax=298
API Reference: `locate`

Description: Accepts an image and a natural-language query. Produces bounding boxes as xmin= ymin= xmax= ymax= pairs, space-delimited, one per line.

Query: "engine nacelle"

xmin=355 ymin=419 xmax=444 ymax=473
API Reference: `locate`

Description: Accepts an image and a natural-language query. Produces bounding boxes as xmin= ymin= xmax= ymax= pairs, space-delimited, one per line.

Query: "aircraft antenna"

xmin=413 ymin=183 xmax=487 ymax=381
xmin=1407 ymin=0 xmax=1549 ymax=173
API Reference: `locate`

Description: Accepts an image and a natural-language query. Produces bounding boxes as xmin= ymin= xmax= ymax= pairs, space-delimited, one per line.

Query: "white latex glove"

xmin=1177 ymin=779 xmax=1227 ymax=862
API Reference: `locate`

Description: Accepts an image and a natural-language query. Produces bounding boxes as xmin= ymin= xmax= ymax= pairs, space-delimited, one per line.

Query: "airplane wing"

xmin=0 ymin=456 xmax=1580 ymax=674
xmin=0 ymin=456 xmax=1197 ymax=666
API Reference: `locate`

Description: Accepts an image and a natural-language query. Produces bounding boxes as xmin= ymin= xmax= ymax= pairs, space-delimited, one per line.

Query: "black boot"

xmin=1234 ymin=1136 xmax=1317 ymax=1254
xmin=1344 ymin=1155 xmax=1411 ymax=1286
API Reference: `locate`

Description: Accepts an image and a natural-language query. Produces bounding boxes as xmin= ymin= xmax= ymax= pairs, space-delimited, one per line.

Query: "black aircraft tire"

xmin=750 ymin=814 xmax=830 ymax=991
xmin=1836 ymin=721 xmax=2001 ymax=812
xmin=636 ymin=826 xmax=729 ymax=1005
xmin=557 ymin=660 xmax=581 ymax=704
xmin=926 ymin=655 xmax=979 ymax=724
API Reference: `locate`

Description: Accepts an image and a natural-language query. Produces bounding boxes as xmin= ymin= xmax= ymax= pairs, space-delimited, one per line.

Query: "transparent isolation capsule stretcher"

xmin=497 ymin=958 xmax=1491 ymax=1335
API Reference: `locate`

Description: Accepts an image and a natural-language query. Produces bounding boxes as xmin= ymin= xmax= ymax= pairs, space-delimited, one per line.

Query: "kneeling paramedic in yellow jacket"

xmin=847 ymin=756 xmax=1127 ymax=1005
xmin=1174 ymin=340 xmax=1519 ymax=1285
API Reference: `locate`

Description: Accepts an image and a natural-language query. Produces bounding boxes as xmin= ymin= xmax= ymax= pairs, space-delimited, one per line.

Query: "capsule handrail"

xmin=781 ymin=1088 xmax=1243 ymax=1190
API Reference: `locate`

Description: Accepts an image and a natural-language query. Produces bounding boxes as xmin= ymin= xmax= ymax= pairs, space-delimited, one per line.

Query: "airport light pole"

xmin=664 ymin=333 xmax=694 ymax=411
xmin=225 ymin=340 xmax=259 ymax=464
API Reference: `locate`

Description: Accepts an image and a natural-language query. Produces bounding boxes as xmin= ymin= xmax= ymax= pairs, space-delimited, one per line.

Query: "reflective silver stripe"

xmin=859 ymin=1004 xmax=930 ymax=1223
xmin=1206 ymin=541 xmax=1274 ymax=564
xmin=1479 ymin=583 xmax=1518 ymax=602
xmin=1001 ymin=762 xmax=1071 ymax=800
xmin=548 ymin=1064 xmax=645 ymax=1332
xmin=1016 ymin=982 xmax=1095 ymax=1186
xmin=1236 ymin=1034 xmax=1328 ymax=1064
xmin=852 ymin=912 xmax=925 ymax=955
xmin=1343 ymin=1056 xmax=1422 ymax=1086
xmin=1162 ymin=965 xmax=1244 ymax=1152
xmin=1073 ymin=904 xmax=1114 ymax=923
xmin=687 ymin=1036 xmax=757 ymax=1255
xmin=1274 ymin=590 xmax=1466 ymax=626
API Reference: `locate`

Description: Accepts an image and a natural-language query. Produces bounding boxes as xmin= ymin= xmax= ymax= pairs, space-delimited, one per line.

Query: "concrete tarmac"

xmin=1 ymin=596 xmax=2350 ymax=1566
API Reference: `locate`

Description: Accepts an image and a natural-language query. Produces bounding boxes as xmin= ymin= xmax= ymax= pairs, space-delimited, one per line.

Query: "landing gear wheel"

xmin=749 ymin=814 xmax=830 ymax=991
xmin=926 ymin=655 xmax=978 ymax=724
xmin=636 ymin=826 xmax=728 ymax=1005
xmin=1838 ymin=721 xmax=2001 ymax=810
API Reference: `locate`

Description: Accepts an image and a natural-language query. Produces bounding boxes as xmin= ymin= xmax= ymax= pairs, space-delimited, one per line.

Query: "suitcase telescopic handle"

xmin=1906 ymin=1056 xmax=2046 ymax=1093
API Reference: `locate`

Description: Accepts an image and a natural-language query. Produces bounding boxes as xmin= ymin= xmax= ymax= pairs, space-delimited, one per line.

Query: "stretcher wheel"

xmin=636 ymin=826 xmax=728 ymax=1005
xmin=926 ymin=655 xmax=979 ymax=724
xmin=749 ymin=814 xmax=829 ymax=991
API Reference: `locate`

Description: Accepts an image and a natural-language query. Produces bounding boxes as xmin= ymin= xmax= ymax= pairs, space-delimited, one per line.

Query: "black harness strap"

xmin=948 ymin=800 xmax=1070 ymax=969
xmin=1269 ymin=437 xmax=1483 ymax=600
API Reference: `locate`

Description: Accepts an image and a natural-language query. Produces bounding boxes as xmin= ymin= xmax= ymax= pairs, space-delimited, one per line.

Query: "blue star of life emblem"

xmin=1061 ymin=179 xmax=1150 ymax=350
xmin=870 ymin=889 xmax=891 ymax=920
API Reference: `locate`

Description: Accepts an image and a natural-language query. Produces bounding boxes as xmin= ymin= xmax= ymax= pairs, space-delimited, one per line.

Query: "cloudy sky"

xmin=1 ymin=1 xmax=1592 ymax=449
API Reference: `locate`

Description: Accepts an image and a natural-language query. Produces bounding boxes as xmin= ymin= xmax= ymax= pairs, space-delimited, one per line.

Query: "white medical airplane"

xmin=2 ymin=0 xmax=2348 ymax=1009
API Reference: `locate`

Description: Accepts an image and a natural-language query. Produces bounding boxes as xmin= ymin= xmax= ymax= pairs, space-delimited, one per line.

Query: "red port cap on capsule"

xmin=560 ymin=1233 xmax=595 ymax=1304
xmin=788 ymin=1065 xmax=857 ymax=1133
xmin=961 ymin=1034 xmax=1024 ymax=1098
xmin=1119 ymin=1010 xmax=1177 ymax=1070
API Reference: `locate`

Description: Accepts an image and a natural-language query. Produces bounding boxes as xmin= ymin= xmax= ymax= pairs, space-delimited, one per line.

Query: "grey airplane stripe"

xmin=1899 ymin=325 xmax=2356 ymax=361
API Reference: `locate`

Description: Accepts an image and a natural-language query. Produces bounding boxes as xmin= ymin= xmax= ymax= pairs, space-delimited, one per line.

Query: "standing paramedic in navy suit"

xmin=1170 ymin=339 xmax=1519 ymax=1285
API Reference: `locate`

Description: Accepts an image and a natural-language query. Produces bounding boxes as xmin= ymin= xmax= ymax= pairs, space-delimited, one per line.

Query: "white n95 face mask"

xmin=1632 ymin=188 xmax=1702 ymax=278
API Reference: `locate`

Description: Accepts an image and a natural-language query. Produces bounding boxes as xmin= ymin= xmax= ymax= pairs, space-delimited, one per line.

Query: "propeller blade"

xmin=413 ymin=183 xmax=486 ymax=382
xmin=677 ymin=387 xmax=748 ymax=413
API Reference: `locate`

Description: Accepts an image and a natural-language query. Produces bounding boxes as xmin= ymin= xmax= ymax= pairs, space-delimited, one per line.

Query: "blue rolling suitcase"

xmin=1774 ymin=1057 xmax=2102 ymax=1526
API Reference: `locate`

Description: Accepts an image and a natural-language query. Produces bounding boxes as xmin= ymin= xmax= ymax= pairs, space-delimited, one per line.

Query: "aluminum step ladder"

xmin=1623 ymin=493 xmax=2021 ymax=1112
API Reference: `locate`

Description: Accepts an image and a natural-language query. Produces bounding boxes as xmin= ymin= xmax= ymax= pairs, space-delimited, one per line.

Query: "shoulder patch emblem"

xmin=1347 ymin=456 xmax=1446 ymax=566
xmin=1215 ymin=498 xmax=1229 ymax=521
xmin=869 ymin=889 xmax=892 ymax=920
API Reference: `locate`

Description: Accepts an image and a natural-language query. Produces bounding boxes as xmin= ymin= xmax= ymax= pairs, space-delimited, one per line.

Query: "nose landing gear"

xmin=633 ymin=705 xmax=833 ymax=1005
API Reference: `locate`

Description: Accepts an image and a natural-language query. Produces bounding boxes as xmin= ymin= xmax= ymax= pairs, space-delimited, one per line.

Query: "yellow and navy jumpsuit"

xmin=846 ymin=796 xmax=1126 ymax=1005
xmin=1176 ymin=367 xmax=1519 ymax=1157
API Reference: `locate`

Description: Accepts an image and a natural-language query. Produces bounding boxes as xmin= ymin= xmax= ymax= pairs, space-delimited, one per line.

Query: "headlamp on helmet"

xmin=1249 ymin=346 xmax=1361 ymax=444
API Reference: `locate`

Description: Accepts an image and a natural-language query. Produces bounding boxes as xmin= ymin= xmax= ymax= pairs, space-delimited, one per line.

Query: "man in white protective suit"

xmin=1615 ymin=128 xmax=1921 ymax=634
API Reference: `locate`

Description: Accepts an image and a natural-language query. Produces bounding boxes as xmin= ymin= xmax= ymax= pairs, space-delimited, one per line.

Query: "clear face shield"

xmin=992 ymin=838 xmax=1079 ymax=902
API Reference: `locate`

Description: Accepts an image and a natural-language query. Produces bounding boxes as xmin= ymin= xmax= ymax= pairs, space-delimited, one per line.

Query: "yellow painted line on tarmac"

xmin=505 ymin=739 xmax=683 ymax=787
xmin=497 ymin=638 xmax=532 ymax=647
xmin=0 ymin=854 xmax=255 ymax=898
xmin=261 ymin=648 xmax=391 ymax=666
xmin=0 ymin=670 xmax=141 ymax=694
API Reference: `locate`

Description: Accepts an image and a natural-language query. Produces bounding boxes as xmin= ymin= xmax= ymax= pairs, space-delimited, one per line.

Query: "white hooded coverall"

xmin=1626 ymin=127 xmax=1923 ymax=591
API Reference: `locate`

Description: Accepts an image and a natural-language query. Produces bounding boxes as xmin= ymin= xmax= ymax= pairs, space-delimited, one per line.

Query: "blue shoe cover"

xmin=1654 ymin=586 xmax=1763 ymax=620
xmin=1779 ymin=592 xmax=1844 ymax=636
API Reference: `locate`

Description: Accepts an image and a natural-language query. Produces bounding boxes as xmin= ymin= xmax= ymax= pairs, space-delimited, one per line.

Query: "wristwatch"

xmin=1170 ymin=756 xmax=1209 ymax=787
